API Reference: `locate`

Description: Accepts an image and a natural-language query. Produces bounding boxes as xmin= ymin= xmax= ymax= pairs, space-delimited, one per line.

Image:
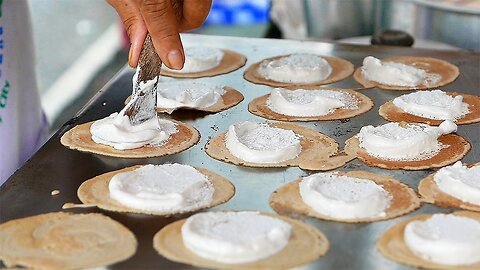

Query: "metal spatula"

xmin=123 ymin=34 xmax=161 ymax=125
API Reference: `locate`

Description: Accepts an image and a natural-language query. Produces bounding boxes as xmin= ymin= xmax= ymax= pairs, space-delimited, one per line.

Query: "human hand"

xmin=107 ymin=0 xmax=212 ymax=69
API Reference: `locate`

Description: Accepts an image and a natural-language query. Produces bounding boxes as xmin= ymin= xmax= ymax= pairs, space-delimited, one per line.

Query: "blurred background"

xmin=29 ymin=0 xmax=479 ymax=135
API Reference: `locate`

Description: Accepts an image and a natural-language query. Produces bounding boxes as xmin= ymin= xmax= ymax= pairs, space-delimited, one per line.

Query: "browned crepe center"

xmin=0 ymin=212 xmax=137 ymax=270
xmin=153 ymin=212 xmax=329 ymax=270
xmin=270 ymin=170 xmax=421 ymax=223
xmin=77 ymin=165 xmax=235 ymax=216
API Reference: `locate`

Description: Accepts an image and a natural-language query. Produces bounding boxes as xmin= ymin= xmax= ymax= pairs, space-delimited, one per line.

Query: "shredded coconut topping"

xmin=236 ymin=124 xmax=300 ymax=151
xmin=358 ymin=121 xmax=457 ymax=161
xmin=393 ymin=90 xmax=469 ymax=120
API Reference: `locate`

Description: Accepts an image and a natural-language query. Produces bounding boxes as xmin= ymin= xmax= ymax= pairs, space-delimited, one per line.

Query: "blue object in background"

xmin=205 ymin=0 xmax=271 ymax=25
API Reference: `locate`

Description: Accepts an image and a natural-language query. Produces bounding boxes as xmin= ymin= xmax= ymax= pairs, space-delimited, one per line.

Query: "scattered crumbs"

xmin=51 ymin=189 xmax=60 ymax=196
xmin=62 ymin=203 xmax=96 ymax=209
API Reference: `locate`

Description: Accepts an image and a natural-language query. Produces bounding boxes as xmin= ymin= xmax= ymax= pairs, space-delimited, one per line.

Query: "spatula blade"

xmin=124 ymin=34 xmax=162 ymax=125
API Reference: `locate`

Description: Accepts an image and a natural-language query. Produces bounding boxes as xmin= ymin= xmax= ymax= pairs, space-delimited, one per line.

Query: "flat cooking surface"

xmin=1 ymin=34 xmax=479 ymax=269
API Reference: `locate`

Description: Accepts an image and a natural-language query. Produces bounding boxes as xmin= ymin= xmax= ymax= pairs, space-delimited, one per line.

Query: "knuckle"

xmin=123 ymin=16 xmax=139 ymax=37
xmin=140 ymin=0 xmax=169 ymax=14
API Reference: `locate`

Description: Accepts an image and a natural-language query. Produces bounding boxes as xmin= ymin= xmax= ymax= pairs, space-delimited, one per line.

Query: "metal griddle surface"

xmin=1 ymin=34 xmax=479 ymax=269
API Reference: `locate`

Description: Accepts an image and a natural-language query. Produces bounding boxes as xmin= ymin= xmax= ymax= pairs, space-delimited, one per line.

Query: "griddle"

xmin=1 ymin=34 xmax=479 ymax=269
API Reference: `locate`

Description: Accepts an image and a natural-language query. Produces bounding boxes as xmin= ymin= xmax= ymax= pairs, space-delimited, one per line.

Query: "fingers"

xmin=109 ymin=0 xmax=212 ymax=69
xmin=107 ymin=0 xmax=147 ymax=67
xmin=179 ymin=0 xmax=212 ymax=31
xmin=139 ymin=0 xmax=184 ymax=70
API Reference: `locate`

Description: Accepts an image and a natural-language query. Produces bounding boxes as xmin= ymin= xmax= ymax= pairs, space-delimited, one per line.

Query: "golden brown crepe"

xmin=377 ymin=211 xmax=480 ymax=270
xmin=249 ymin=87 xmax=374 ymax=121
xmin=205 ymin=122 xmax=355 ymax=171
xmin=125 ymin=86 xmax=244 ymax=114
xmin=379 ymin=92 xmax=480 ymax=125
xmin=0 ymin=212 xmax=137 ymax=270
xmin=270 ymin=170 xmax=421 ymax=223
xmin=61 ymin=119 xmax=200 ymax=158
xmin=244 ymin=54 xmax=354 ymax=87
xmin=418 ymin=163 xmax=480 ymax=212
xmin=160 ymin=49 xmax=246 ymax=78
xmin=153 ymin=212 xmax=329 ymax=270
xmin=77 ymin=165 xmax=235 ymax=215
xmin=344 ymin=133 xmax=470 ymax=170
xmin=353 ymin=56 xmax=459 ymax=90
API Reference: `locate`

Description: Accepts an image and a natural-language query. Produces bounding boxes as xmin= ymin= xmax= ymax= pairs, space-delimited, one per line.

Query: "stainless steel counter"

xmin=1 ymin=34 xmax=479 ymax=269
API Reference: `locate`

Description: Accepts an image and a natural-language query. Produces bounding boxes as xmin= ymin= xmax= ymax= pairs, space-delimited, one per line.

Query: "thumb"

xmin=139 ymin=0 xmax=184 ymax=70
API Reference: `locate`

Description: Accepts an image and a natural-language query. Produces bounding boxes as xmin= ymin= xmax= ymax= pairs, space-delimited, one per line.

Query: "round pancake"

xmin=353 ymin=56 xmax=459 ymax=90
xmin=160 ymin=49 xmax=246 ymax=78
xmin=0 ymin=212 xmax=137 ymax=270
xmin=418 ymin=163 xmax=480 ymax=212
xmin=77 ymin=165 xmax=235 ymax=216
xmin=125 ymin=86 xmax=244 ymax=114
xmin=244 ymin=54 xmax=354 ymax=87
xmin=270 ymin=170 xmax=421 ymax=223
xmin=249 ymin=87 xmax=374 ymax=121
xmin=205 ymin=122 xmax=355 ymax=171
xmin=153 ymin=212 xmax=329 ymax=270
xmin=379 ymin=92 xmax=480 ymax=125
xmin=60 ymin=119 xmax=200 ymax=158
xmin=377 ymin=211 xmax=480 ymax=270
xmin=344 ymin=134 xmax=471 ymax=170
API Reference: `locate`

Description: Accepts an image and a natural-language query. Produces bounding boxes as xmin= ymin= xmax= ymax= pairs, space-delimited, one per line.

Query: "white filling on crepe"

xmin=299 ymin=172 xmax=391 ymax=219
xmin=225 ymin=121 xmax=301 ymax=164
xmin=156 ymin=80 xmax=225 ymax=110
xmin=181 ymin=212 xmax=291 ymax=264
xmin=258 ymin=54 xmax=332 ymax=84
xmin=434 ymin=161 xmax=480 ymax=205
xmin=163 ymin=47 xmax=224 ymax=73
xmin=361 ymin=56 xmax=441 ymax=87
xmin=404 ymin=214 xmax=480 ymax=265
xmin=358 ymin=120 xmax=457 ymax=161
xmin=267 ymin=88 xmax=358 ymax=117
xmin=392 ymin=90 xmax=469 ymax=120
xmin=109 ymin=164 xmax=214 ymax=212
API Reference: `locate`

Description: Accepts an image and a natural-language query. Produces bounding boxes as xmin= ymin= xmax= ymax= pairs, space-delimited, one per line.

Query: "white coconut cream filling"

xmin=90 ymin=69 xmax=178 ymax=150
xmin=267 ymin=88 xmax=358 ymax=117
xmin=156 ymin=81 xmax=226 ymax=109
xmin=404 ymin=214 xmax=480 ymax=265
xmin=434 ymin=161 xmax=480 ymax=205
xmin=90 ymin=112 xmax=177 ymax=150
xmin=358 ymin=120 xmax=457 ymax=161
xmin=361 ymin=56 xmax=441 ymax=87
xmin=299 ymin=172 xmax=391 ymax=219
xmin=225 ymin=121 xmax=302 ymax=164
xmin=181 ymin=211 xmax=292 ymax=264
xmin=392 ymin=90 xmax=469 ymax=120
xmin=258 ymin=54 xmax=332 ymax=84
xmin=108 ymin=164 xmax=214 ymax=212
xmin=163 ymin=47 xmax=224 ymax=73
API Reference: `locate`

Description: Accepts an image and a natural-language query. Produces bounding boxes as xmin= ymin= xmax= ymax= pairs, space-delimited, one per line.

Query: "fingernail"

xmin=128 ymin=45 xmax=134 ymax=67
xmin=167 ymin=50 xmax=183 ymax=70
